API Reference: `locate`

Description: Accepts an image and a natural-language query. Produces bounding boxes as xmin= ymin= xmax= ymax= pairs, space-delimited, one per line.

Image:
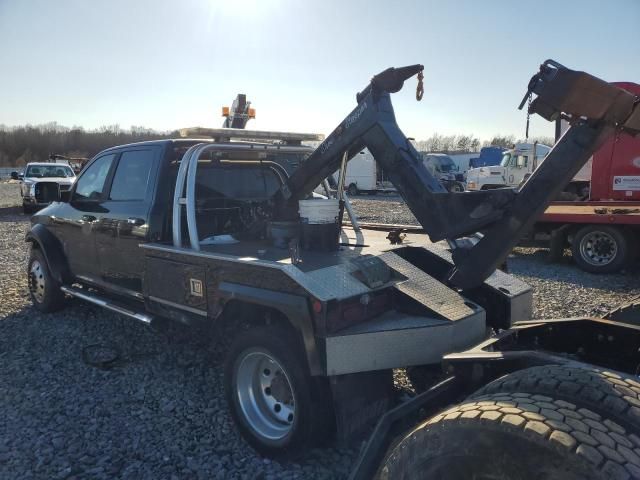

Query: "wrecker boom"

xmin=275 ymin=60 xmax=640 ymax=289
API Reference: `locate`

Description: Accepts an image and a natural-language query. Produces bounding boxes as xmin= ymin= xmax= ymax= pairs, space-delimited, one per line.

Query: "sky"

xmin=1 ymin=0 xmax=639 ymax=142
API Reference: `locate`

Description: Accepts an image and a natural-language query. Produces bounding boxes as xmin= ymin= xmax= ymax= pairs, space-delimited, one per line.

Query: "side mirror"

xmin=10 ymin=171 xmax=18 ymax=180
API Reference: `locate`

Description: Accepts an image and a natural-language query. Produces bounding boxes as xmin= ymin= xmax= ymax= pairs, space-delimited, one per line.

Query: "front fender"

xmin=25 ymin=224 xmax=72 ymax=284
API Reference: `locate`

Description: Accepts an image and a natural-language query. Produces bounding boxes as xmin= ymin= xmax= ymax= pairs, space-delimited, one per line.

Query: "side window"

xmin=109 ymin=150 xmax=155 ymax=201
xmin=73 ymin=154 xmax=116 ymax=200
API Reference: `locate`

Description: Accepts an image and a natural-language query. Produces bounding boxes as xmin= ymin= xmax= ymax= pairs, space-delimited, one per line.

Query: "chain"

xmin=525 ymin=92 xmax=532 ymax=140
xmin=416 ymin=71 xmax=424 ymax=101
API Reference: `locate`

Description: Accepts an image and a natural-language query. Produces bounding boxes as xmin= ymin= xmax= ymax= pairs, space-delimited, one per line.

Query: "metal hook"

xmin=416 ymin=71 xmax=424 ymax=101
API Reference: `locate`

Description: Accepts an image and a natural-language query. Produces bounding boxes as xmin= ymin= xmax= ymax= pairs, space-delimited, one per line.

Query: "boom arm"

xmin=275 ymin=61 xmax=640 ymax=289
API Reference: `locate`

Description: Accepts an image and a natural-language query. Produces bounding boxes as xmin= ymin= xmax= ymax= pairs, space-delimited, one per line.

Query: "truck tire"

xmin=347 ymin=184 xmax=359 ymax=196
xmin=23 ymin=202 xmax=34 ymax=215
xmin=224 ymin=326 xmax=333 ymax=458
xmin=27 ymin=248 xmax=66 ymax=312
xmin=471 ymin=364 xmax=640 ymax=437
xmin=571 ymin=225 xmax=631 ymax=273
xmin=379 ymin=392 xmax=640 ymax=480
xmin=447 ymin=182 xmax=464 ymax=193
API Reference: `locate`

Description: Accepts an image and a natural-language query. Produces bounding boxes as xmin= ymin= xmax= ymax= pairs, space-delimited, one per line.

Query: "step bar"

xmin=61 ymin=286 xmax=153 ymax=324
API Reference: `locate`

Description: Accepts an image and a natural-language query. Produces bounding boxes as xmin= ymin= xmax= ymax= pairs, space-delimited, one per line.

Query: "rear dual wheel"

xmin=224 ymin=326 xmax=333 ymax=459
xmin=572 ymin=225 xmax=634 ymax=273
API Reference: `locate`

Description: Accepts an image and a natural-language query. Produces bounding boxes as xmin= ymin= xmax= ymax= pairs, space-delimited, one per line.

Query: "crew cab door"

xmin=54 ymin=153 xmax=117 ymax=282
xmin=94 ymin=147 xmax=160 ymax=295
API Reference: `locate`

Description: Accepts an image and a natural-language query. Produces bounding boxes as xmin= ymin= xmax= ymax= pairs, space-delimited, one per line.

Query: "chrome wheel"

xmin=579 ymin=230 xmax=617 ymax=266
xmin=236 ymin=350 xmax=296 ymax=441
xmin=29 ymin=260 xmax=46 ymax=303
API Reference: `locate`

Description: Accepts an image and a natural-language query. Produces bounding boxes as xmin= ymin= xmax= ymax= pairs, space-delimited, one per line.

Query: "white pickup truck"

xmin=466 ymin=143 xmax=551 ymax=190
xmin=19 ymin=162 xmax=77 ymax=214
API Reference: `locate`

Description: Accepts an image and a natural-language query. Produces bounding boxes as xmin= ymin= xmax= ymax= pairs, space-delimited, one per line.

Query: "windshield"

xmin=437 ymin=157 xmax=455 ymax=172
xmin=499 ymin=153 xmax=511 ymax=167
xmin=426 ymin=155 xmax=456 ymax=173
xmin=25 ymin=164 xmax=74 ymax=178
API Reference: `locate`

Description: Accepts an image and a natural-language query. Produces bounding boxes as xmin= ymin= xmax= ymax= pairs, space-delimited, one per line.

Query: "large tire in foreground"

xmin=571 ymin=225 xmax=632 ymax=273
xmin=472 ymin=364 xmax=640 ymax=437
xmin=224 ymin=325 xmax=333 ymax=459
xmin=379 ymin=392 xmax=640 ymax=480
xmin=28 ymin=248 xmax=66 ymax=313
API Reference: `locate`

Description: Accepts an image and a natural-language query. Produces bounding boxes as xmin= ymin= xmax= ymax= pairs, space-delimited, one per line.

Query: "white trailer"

xmin=448 ymin=152 xmax=478 ymax=176
xmin=342 ymin=149 xmax=395 ymax=195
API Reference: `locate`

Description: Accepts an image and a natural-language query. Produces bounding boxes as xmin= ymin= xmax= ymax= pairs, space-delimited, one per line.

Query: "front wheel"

xmin=224 ymin=326 xmax=333 ymax=458
xmin=347 ymin=184 xmax=359 ymax=196
xmin=28 ymin=248 xmax=66 ymax=312
xmin=23 ymin=202 xmax=34 ymax=215
xmin=571 ymin=225 xmax=632 ymax=273
xmin=448 ymin=182 xmax=464 ymax=193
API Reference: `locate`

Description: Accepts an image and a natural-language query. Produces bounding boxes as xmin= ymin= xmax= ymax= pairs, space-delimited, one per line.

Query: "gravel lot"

xmin=1 ymin=184 xmax=639 ymax=479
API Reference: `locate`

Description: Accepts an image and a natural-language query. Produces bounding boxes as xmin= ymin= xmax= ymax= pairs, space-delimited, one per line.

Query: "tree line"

xmin=0 ymin=123 xmax=556 ymax=168
xmin=0 ymin=123 xmax=176 ymax=167
xmin=413 ymin=133 xmax=555 ymax=154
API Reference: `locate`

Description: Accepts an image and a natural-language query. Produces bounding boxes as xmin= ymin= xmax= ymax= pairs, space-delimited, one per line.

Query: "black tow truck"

xmin=26 ymin=61 xmax=640 ymax=479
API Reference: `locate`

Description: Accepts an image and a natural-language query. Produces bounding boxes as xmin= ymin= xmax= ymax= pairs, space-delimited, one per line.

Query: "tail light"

xmin=325 ymin=290 xmax=391 ymax=333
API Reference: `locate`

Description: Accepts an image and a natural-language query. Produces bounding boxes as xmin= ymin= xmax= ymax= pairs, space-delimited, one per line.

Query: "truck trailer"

xmin=341 ymin=148 xmax=396 ymax=195
xmin=522 ymin=82 xmax=640 ymax=273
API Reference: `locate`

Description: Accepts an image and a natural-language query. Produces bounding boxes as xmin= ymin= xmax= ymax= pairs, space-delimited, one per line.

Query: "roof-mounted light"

xmin=178 ymin=127 xmax=324 ymax=145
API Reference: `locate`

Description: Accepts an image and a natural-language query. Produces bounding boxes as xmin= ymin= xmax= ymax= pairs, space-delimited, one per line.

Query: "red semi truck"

xmin=527 ymin=82 xmax=640 ymax=273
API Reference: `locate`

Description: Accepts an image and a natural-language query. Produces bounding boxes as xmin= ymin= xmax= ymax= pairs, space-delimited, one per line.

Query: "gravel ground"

xmin=1 ymin=184 xmax=639 ymax=480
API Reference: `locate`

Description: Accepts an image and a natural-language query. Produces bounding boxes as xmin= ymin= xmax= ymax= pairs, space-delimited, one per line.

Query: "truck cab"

xmin=29 ymin=137 xmax=311 ymax=297
xmin=422 ymin=153 xmax=464 ymax=192
xmin=466 ymin=143 xmax=551 ymax=190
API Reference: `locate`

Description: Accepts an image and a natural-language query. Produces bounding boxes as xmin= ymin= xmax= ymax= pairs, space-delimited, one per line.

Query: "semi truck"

xmin=465 ymin=142 xmax=552 ymax=190
xmin=422 ymin=153 xmax=465 ymax=192
xmin=522 ymin=83 xmax=640 ymax=273
xmin=24 ymin=61 xmax=640 ymax=479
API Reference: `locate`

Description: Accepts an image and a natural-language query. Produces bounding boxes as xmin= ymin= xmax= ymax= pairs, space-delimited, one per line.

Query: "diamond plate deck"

xmin=378 ymin=252 xmax=475 ymax=321
xmin=422 ymin=242 xmax=531 ymax=296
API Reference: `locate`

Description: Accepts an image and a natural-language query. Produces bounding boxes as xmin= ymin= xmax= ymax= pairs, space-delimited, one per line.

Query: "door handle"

xmin=81 ymin=214 xmax=97 ymax=222
xmin=127 ymin=217 xmax=145 ymax=226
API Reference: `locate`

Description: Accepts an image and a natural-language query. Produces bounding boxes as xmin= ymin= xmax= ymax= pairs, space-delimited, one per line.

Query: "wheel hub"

xmin=29 ymin=260 xmax=45 ymax=303
xmin=579 ymin=231 xmax=617 ymax=266
xmin=270 ymin=373 xmax=293 ymax=404
xmin=236 ymin=350 xmax=296 ymax=441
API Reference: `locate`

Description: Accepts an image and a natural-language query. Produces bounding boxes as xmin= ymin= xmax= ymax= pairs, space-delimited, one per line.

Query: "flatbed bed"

xmin=541 ymin=201 xmax=640 ymax=224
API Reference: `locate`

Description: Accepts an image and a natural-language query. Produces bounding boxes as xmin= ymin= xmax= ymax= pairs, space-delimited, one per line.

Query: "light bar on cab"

xmin=178 ymin=127 xmax=324 ymax=144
